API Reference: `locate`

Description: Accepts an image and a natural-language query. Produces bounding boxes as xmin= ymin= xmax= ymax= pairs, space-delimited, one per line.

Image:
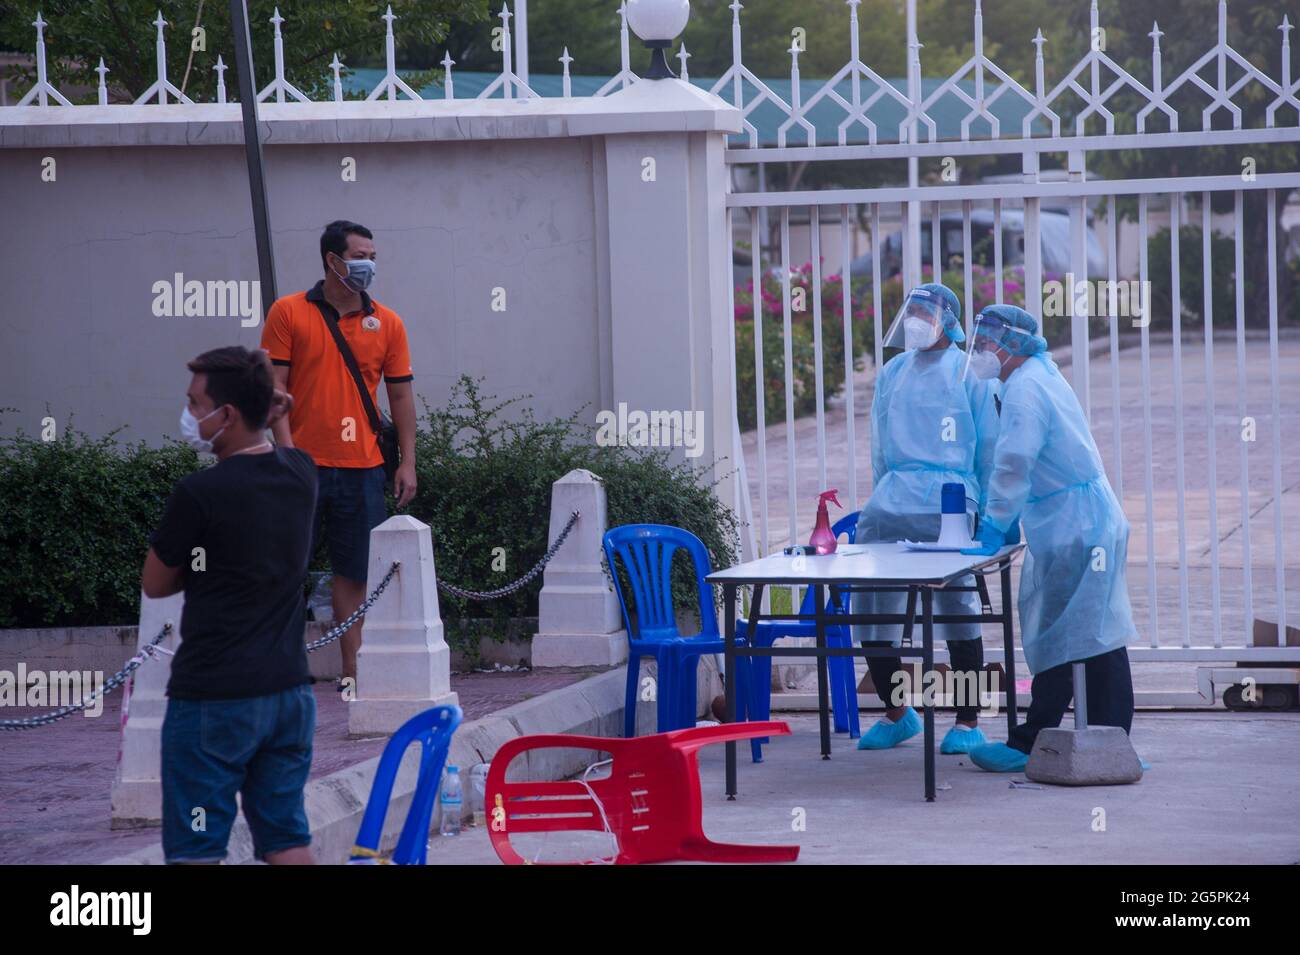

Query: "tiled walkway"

xmin=0 ymin=669 xmax=586 ymax=864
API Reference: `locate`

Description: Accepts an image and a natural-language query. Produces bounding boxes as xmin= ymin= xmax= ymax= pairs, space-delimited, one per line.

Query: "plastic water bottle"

xmin=469 ymin=763 xmax=490 ymax=827
xmin=438 ymin=766 xmax=463 ymax=837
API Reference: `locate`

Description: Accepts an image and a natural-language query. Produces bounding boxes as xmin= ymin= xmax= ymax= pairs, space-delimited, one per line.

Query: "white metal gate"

xmin=715 ymin=1 xmax=1300 ymax=701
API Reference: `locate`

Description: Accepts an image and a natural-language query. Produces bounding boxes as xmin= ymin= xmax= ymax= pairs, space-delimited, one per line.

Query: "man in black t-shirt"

xmin=142 ymin=346 xmax=318 ymax=865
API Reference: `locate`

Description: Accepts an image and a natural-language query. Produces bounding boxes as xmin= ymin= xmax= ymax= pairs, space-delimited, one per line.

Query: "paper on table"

xmin=900 ymin=540 xmax=976 ymax=552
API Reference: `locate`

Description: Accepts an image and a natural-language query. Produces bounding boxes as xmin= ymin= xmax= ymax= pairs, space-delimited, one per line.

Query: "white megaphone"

xmin=937 ymin=482 xmax=977 ymax=548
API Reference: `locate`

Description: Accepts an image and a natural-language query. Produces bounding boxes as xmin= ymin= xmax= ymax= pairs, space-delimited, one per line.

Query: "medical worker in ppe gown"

xmin=958 ymin=304 xmax=1139 ymax=773
xmin=852 ymin=283 xmax=1001 ymax=755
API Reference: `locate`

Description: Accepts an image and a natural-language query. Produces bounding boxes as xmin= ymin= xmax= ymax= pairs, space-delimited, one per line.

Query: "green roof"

xmin=343 ymin=69 xmax=1046 ymax=145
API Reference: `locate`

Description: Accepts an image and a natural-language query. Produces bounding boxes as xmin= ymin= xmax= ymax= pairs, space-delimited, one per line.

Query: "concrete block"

xmin=534 ymin=469 xmax=627 ymax=669
xmin=349 ymin=516 xmax=459 ymax=737
xmin=110 ymin=590 xmax=183 ymax=828
xmin=1025 ymin=726 xmax=1144 ymax=786
xmin=532 ymin=631 xmax=627 ymax=668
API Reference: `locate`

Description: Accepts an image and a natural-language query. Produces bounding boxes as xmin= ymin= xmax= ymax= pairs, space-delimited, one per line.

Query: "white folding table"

xmin=706 ymin=542 xmax=1026 ymax=801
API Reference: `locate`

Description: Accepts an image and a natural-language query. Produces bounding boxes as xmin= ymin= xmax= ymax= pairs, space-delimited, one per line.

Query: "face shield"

xmin=963 ymin=311 xmax=1039 ymax=381
xmin=882 ymin=287 xmax=950 ymax=351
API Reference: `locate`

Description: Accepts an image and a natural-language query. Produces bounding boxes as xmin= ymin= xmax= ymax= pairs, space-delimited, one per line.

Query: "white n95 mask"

xmin=967 ymin=350 xmax=1002 ymax=380
xmin=180 ymin=405 xmax=226 ymax=453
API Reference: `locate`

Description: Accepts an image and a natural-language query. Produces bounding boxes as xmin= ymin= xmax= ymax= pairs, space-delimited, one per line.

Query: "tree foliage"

xmin=0 ymin=0 xmax=488 ymax=102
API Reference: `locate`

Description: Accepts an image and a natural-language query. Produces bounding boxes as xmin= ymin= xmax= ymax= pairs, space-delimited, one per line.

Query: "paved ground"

xmin=417 ymin=711 xmax=1300 ymax=865
xmin=740 ymin=337 xmax=1300 ymax=648
xmin=0 ymin=670 xmax=585 ymax=865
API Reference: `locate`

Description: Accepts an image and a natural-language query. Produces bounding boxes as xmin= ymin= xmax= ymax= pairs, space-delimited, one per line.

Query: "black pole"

xmin=228 ymin=0 xmax=277 ymax=314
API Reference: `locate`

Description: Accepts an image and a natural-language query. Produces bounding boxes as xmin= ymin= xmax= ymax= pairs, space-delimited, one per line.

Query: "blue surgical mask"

xmin=331 ymin=255 xmax=375 ymax=292
xmin=180 ymin=405 xmax=227 ymax=453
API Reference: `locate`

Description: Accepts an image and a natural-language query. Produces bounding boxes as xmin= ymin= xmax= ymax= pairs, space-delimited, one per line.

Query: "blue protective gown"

xmin=852 ymin=344 xmax=1001 ymax=645
xmin=983 ymin=353 xmax=1137 ymax=674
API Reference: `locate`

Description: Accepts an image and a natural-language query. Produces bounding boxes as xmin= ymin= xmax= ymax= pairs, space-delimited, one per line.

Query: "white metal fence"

xmin=717 ymin=0 xmax=1299 ymax=676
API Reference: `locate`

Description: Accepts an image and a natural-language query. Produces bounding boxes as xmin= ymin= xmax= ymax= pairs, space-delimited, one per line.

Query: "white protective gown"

xmin=983 ymin=353 xmax=1137 ymax=673
xmin=852 ymin=344 xmax=1001 ymax=646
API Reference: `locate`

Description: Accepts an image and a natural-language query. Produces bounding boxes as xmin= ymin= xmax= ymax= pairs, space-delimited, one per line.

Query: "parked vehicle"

xmin=848 ymin=208 xmax=1106 ymax=279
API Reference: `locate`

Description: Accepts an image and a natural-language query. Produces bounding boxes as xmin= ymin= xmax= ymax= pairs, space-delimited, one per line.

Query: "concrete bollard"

xmin=532 ymin=469 xmax=628 ymax=669
xmin=348 ymin=515 xmax=459 ymax=737
xmin=1025 ymin=663 xmax=1143 ymax=785
xmin=110 ymin=590 xmax=183 ymax=829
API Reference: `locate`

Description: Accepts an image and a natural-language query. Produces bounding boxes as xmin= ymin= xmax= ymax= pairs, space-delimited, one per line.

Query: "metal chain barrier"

xmin=0 ymin=622 xmax=173 ymax=731
xmin=4 ymin=508 xmax=581 ymax=728
xmin=436 ymin=510 xmax=580 ymax=602
xmin=305 ymin=560 xmax=401 ymax=652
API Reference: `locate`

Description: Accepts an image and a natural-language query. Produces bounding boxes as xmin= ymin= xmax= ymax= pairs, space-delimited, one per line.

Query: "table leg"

xmin=814 ymin=584 xmax=831 ymax=760
xmin=724 ymin=583 xmax=737 ymax=799
xmin=901 ymin=587 xmax=917 ymax=647
xmin=1001 ymin=562 xmax=1018 ymax=738
xmin=921 ymin=587 xmax=936 ymax=802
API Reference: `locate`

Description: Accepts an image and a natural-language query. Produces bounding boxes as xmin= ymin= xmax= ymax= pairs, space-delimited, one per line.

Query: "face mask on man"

xmin=967 ymin=349 xmax=1002 ymax=380
xmin=179 ymin=405 xmax=227 ymax=454
xmin=330 ymin=254 xmax=376 ymax=293
xmin=903 ymin=316 xmax=941 ymax=350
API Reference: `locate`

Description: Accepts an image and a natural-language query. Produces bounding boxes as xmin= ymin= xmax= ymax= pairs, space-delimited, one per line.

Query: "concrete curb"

xmin=102 ymin=666 xmax=646 ymax=865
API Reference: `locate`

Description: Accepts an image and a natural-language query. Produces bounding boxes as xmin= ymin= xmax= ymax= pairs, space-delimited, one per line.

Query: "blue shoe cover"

xmin=940 ymin=725 xmax=988 ymax=754
xmin=1139 ymin=758 xmax=1151 ymax=771
xmin=856 ymin=708 xmax=922 ymax=750
xmin=969 ymin=742 xmax=1029 ymax=772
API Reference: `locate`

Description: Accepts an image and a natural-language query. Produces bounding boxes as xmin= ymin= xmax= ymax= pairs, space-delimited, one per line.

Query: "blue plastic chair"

xmin=740 ymin=512 xmax=863 ymax=748
xmin=349 ymin=704 xmax=463 ymax=865
xmin=603 ymin=524 xmax=763 ymax=761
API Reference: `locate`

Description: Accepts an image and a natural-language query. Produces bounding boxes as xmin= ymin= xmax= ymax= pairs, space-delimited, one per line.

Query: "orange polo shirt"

xmin=260 ymin=281 xmax=413 ymax=468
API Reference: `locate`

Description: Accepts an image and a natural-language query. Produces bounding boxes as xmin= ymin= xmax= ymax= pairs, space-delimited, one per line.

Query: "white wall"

xmin=1 ymin=88 xmax=742 ymax=489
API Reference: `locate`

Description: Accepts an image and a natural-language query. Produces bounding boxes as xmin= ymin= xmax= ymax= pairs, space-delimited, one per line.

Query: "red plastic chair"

xmin=485 ymin=722 xmax=800 ymax=865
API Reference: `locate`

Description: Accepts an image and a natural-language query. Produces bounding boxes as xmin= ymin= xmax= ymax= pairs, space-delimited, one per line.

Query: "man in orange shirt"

xmin=261 ymin=221 xmax=418 ymax=686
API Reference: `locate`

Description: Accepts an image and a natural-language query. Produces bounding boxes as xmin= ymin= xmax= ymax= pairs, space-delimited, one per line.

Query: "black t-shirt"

xmin=149 ymin=447 xmax=318 ymax=700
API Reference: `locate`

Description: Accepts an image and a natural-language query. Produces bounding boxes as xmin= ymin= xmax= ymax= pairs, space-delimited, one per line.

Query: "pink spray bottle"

xmin=809 ymin=489 xmax=842 ymax=555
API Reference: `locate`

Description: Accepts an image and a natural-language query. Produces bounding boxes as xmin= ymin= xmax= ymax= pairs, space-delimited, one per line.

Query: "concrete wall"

xmin=1 ymin=87 xmax=742 ymax=494
xmin=2 ymin=135 xmax=606 ymax=441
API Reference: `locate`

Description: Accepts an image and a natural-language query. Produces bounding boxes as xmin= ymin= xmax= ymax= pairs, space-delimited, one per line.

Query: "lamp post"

xmin=228 ymin=0 xmax=277 ymax=312
xmin=625 ymin=0 xmax=690 ymax=80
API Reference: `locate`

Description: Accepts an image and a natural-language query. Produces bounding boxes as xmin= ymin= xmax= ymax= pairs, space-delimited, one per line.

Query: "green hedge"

xmin=0 ymin=421 xmax=200 ymax=628
xmin=0 ymin=382 xmax=739 ymax=653
xmin=410 ymin=377 xmax=739 ymax=649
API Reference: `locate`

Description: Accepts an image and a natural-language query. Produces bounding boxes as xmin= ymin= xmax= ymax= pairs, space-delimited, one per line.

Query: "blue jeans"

xmin=313 ymin=465 xmax=388 ymax=582
xmin=161 ymin=684 xmax=315 ymax=863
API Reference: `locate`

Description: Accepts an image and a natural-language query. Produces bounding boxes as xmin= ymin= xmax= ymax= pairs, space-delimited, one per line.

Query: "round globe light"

xmin=625 ymin=0 xmax=690 ymax=44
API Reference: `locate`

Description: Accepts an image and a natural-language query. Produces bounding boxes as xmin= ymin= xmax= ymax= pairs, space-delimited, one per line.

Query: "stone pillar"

xmin=533 ymin=469 xmax=627 ymax=668
xmin=110 ymin=590 xmax=183 ymax=828
xmin=586 ymin=78 xmax=742 ymax=517
xmin=348 ymin=515 xmax=459 ymax=737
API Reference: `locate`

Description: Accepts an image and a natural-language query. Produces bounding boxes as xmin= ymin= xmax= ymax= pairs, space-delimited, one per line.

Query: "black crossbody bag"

xmin=312 ymin=302 xmax=399 ymax=487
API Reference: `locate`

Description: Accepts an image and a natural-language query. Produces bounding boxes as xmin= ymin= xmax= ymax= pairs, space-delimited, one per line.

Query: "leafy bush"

xmin=410 ymin=377 xmax=739 ymax=652
xmin=1147 ymin=226 xmax=1238 ymax=330
xmin=0 ymin=420 xmax=200 ymax=628
xmin=0 ymin=383 xmax=739 ymax=649
xmin=733 ymin=262 xmax=874 ymax=430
